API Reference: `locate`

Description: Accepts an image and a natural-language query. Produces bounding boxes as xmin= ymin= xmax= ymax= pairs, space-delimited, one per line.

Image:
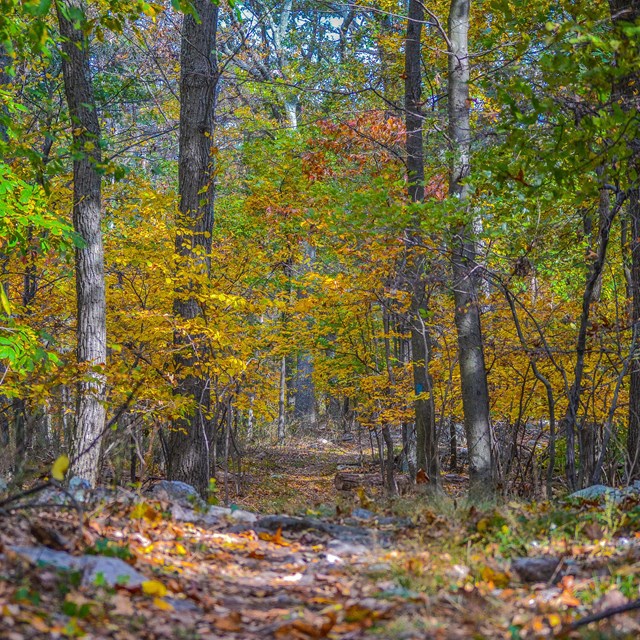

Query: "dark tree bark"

xmin=608 ymin=0 xmax=640 ymax=481
xmin=447 ymin=0 xmax=494 ymax=499
xmin=404 ymin=0 xmax=439 ymax=489
xmin=56 ymin=0 xmax=106 ymax=485
xmin=168 ymin=0 xmax=219 ymax=497
xmin=292 ymin=244 xmax=317 ymax=427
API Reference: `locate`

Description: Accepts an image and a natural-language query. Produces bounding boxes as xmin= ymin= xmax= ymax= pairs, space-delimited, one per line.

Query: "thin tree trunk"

xmin=57 ymin=0 xmax=106 ymax=485
xmin=168 ymin=0 xmax=219 ymax=496
xmin=278 ymin=355 xmax=286 ymax=442
xmin=448 ymin=0 xmax=494 ymax=499
xmin=293 ymin=242 xmax=317 ymax=427
xmin=560 ymin=192 xmax=624 ymax=489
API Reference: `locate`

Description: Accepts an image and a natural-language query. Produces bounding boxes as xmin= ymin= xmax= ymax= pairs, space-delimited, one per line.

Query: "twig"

xmin=569 ymin=599 xmax=640 ymax=629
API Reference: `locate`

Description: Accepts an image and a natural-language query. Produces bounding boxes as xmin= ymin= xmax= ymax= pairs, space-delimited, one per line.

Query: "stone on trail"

xmin=171 ymin=503 xmax=257 ymax=526
xmin=148 ymin=480 xmax=205 ymax=508
xmin=350 ymin=507 xmax=374 ymax=521
xmin=69 ymin=476 xmax=91 ymax=491
xmin=253 ymin=515 xmax=374 ymax=544
xmin=568 ymin=484 xmax=624 ymax=502
xmin=512 ymin=555 xmax=576 ymax=583
xmin=325 ymin=538 xmax=369 ymax=557
xmin=8 ymin=546 xmax=146 ymax=588
xmin=171 ymin=504 xmax=222 ymax=527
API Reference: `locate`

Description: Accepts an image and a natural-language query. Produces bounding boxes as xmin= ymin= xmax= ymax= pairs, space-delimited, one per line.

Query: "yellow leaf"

xmin=51 ymin=454 xmax=70 ymax=481
xmin=0 ymin=285 xmax=10 ymax=316
xmin=153 ymin=597 xmax=174 ymax=611
xmin=547 ymin=613 xmax=561 ymax=627
xmin=142 ymin=580 xmax=167 ymax=597
xmin=130 ymin=502 xmax=161 ymax=522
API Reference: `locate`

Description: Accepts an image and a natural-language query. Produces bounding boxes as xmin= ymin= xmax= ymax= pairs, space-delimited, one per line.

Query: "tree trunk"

xmin=405 ymin=0 xmax=439 ymax=489
xmin=293 ymin=242 xmax=317 ymax=427
xmin=278 ymin=355 xmax=286 ymax=442
xmin=448 ymin=0 xmax=494 ymax=499
xmin=168 ymin=0 xmax=219 ymax=497
xmin=57 ymin=0 xmax=106 ymax=485
xmin=608 ymin=0 xmax=640 ymax=482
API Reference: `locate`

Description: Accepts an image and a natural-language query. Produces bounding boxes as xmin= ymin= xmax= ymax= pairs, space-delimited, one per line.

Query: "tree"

xmin=609 ymin=0 xmax=640 ymax=481
xmin=56 ymin=0 xmax=107 ymax=485
xmin=168 ymin=0 xmax=219 ymax=496
xmin=448 ymin=0 xmax=494 ymax=498
xmin=405 ymin=0 xmax=439 ymax=488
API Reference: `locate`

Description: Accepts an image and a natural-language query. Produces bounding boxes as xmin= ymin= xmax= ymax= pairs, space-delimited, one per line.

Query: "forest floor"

xmin=0 ymin=437 xmax=639 ymax=639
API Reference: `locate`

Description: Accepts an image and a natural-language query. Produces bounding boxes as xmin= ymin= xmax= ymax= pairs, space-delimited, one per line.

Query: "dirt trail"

xmin=2 ymin=444 xmax=639 ymax=638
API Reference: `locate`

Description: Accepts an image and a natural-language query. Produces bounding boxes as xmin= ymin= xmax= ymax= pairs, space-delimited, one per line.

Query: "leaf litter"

xmin=0 ymin=442 xmax=639 ymax=639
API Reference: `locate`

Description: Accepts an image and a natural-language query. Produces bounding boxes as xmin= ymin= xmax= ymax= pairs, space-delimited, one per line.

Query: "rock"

xmin=165 ymin=597 xmax=201 ymax=613
xmin=69 ymin=476 xmax=91 ymax=491
xmin=253 ymin=515 xmax=373 ymax=543
xmin=351 ymin=508 xmax=374 ymax=521
xmin=229 ymin=508 xmax=258 ymax=524
xmin=68 ymin=476 xmax=92 ymax=503
xmin=568 ymin=485 xmax=624 ymax=502
xmin=171 ymin=504 xmax=221 ymax=527
xmin=325 ymin=539 xmax=369 ymax=557
xmin=8 ymin=546 xmax=146 ymax=588
xmin=81 ymin=555 xmax=146 ymax=588
xmin=171 ymin=503 xmax=257 ymax=526
xmin=148 ymin=480 xmax=205 ymax=509
xmin=512 ymin=556 xmax=575 ymax=583
xmin=34 ymin=487 xmax=72 ymax=506
xmin=0 ymin=477 xmax=8 ymax=493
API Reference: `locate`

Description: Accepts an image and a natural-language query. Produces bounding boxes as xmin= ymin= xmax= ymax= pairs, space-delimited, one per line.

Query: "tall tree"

xmin=168 ymin=0 xmax=219 ymax=496
xmin=56 ymin=0 xmax=106 ymax=485
xmin=404 ymin=0 xmax=438 ymax=487
xmin=448 ymin=0 xmax=494 ymax=498
xmin=609 ymin=0 xmax=640 ymax=481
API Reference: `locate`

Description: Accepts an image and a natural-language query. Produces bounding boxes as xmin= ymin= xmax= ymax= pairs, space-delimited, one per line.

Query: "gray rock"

xmin=325 ymin=539 xmax=369 ymax=557
xmin=229 ymin=508 xmax=258 ymax=524
xmin=34 ymin=487 xmax=72 ymax=506
xmin=69 ymin=476 xmax=91 ymax=491
xmin=568 ymin=485 xmax=624 ymax=503
xmin=0 ymin=477 xmax=8 ymax=493
xmin=171 ymin=503 xmax=257 ymax=526
xmin=171 ymin=504 xmax=222 ymax=527
xmin=8 ymin=546 xmax=146 ymax=587
xmin=351 ymin=508 xmax=374 ymax=521
xmin=254 ymin=515 xmax=372 ymax=543
xmin=165 ymin=597 xmax=201 ymax=613
xmin=149 ymin=480 xmax=205 ymax=508
xmin=80 ymin=555 xmax=146 ymax=587
xmin=512 ymin=556 xmax=575 ymax=583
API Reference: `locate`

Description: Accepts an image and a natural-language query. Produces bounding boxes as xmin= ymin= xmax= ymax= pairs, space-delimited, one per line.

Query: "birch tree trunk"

xmin=168 ymin=0 xmax=219 ymax=497
xmin=448 ymin=0 xmax=494 ymax=499
xmin=57 ymin=0 xmax=106 ymax=485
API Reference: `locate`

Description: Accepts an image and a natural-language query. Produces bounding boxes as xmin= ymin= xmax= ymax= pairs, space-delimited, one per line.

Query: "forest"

xmin=0 ymin=0 xmax=640 ymax=638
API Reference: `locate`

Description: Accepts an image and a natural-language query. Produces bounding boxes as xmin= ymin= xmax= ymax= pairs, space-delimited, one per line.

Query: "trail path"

xmin=1 ymin=441 xmax=639 ymax=639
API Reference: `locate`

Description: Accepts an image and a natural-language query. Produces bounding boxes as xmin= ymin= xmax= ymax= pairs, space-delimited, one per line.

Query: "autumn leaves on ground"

xmin=0 ymin=440 xmax=639 ymax=640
